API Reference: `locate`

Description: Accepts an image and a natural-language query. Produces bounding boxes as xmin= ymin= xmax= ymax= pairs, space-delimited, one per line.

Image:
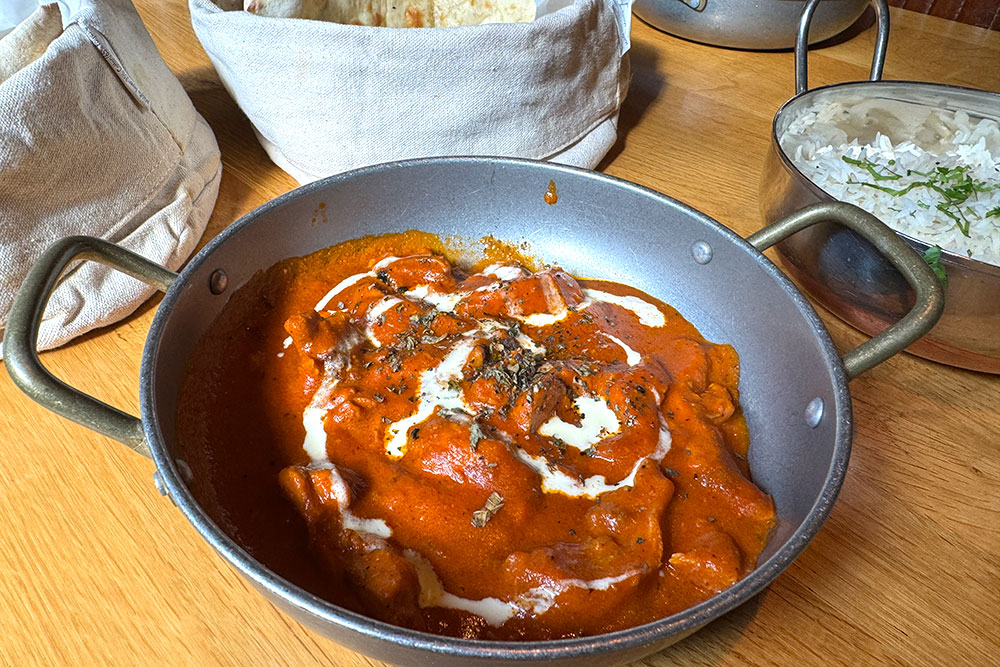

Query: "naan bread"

xmin=245 ymin=0 xmax=382 ymax=25
xmin=433 ymin=0 xmax=535 ymax=28
xmin=244 ymin=0 xmax=534 ymax=27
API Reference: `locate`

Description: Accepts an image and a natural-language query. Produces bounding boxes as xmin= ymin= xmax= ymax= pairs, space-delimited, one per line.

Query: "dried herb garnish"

xmin=636 ymin=537 xmax=645 ymax=544
xmin=471 ymin=492 xmax=504 ymax=527
xmin=397 ymin=333 xmax=418 ymax=350
xmin=388 ymin=352 xmax=402 ymax=372
xmin=580 ymin=446 xmax=596 ymax=457
xmin=373 ymin=393 xmax=385 ymax=403
xmin=417 ymin=310 xmax=438 ymax=327
xmin=664 ymin=467 xmax=679 ymax=477
xmin=469 ymin=423 xmax=484 ymax=451
xmin=376 ymin=269 xmax=391 ymax=284
xmin=438 ymin=407 xmax=466 ymax=419
xmin=473 ymin=335 xmax=544 ymax=399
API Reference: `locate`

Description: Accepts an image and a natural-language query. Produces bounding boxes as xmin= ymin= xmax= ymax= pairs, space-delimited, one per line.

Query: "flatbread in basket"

xmin=245 ymin=0 xmax=536 ymax=27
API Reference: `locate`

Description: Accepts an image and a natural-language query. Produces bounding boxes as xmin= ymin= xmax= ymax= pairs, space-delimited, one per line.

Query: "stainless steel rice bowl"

xmin=760 ymin=0 xmax=1000 ymax=373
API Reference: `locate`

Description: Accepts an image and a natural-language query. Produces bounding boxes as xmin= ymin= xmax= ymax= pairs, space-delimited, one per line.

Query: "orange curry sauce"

xmin=177 ymin=232 xmax=776 ymax=640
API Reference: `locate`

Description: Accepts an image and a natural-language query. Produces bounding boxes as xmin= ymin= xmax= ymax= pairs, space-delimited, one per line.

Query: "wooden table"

xmin=2 ymin=4 xmax=997 ymax=665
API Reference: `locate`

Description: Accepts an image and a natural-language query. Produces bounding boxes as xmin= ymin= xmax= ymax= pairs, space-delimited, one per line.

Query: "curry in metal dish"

xmin=177 ymin=232 xmax=776 ymax=640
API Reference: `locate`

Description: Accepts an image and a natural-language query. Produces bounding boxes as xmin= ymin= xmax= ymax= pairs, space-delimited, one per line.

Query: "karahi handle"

xmin=3 ymin=236 xmax=177 ymax=456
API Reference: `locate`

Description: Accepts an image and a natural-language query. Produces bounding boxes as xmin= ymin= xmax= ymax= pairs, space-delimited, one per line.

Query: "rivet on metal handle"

xmin=3 ymin=236 xmax=179 ymax=456
xmin=795 ymin=0 xmax=890 ymax=96
xmin=691 ymin=241 xmax=713 ymax=264
xmin=747 ymin=202 xmax=944 ymax=380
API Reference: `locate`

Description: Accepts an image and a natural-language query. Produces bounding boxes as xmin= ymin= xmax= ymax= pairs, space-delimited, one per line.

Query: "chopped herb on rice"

xmin=781 ymin=105 xmax=1000 ymax=267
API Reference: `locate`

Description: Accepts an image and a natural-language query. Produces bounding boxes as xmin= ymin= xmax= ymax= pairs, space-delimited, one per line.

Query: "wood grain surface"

xmin=1 ymin=3 xmax=998 ymax=666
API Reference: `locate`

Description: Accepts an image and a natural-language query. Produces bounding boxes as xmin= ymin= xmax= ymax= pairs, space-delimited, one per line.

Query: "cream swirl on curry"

xmin=177 ymin=232 xmax=775 ymax=640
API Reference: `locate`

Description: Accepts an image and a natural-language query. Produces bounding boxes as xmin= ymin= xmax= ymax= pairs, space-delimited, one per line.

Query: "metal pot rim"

xmin=140 ymin=157 xmax=854 ymax=661
xmin=771 ymin=79 xmax=1000 ymax=278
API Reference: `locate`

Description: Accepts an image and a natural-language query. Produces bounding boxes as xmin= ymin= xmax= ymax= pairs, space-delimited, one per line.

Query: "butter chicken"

xmin=177 ymin=232 xmax=776 ymax=640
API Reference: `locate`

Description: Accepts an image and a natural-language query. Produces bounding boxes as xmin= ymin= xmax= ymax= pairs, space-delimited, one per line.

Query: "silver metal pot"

xmin=762 ymin=0 xmax=1000 ymax=373
xmin=632 ymin=0 xmax=870 ymax=51
xmin=4 ymin=158 xmax=942 ymax=665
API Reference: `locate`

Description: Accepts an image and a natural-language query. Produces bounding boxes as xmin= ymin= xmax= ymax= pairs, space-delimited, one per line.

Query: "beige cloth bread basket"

xmin=189 ymin=0 xmax=631 ymax=183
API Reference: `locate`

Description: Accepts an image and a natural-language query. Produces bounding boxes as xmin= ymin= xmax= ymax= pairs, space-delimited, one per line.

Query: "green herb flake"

xmin=843 ymin=155 xmax=999 ymax=236
xmin=842 ymin=155 xmax=901 ymax=181
xmin=922 ymin=245 xmax=949 ymax=289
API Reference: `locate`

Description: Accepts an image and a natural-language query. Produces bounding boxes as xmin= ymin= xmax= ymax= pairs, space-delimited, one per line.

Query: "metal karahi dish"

xmin=5 ymin=158 xmax=941 ymax=665
xmin=761 ymin=0 xmax=1000 ymax=373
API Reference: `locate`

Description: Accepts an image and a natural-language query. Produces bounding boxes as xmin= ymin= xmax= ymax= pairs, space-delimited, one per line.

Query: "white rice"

xmin=780 ymin=98 xmax=1000 ymax=266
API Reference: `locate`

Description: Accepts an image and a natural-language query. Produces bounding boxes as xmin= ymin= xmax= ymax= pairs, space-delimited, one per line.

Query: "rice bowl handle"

xmin=795 ymin=0 xmax=889 ymax=96
xmin=748 ymin=202 xmax=944 ymax=380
